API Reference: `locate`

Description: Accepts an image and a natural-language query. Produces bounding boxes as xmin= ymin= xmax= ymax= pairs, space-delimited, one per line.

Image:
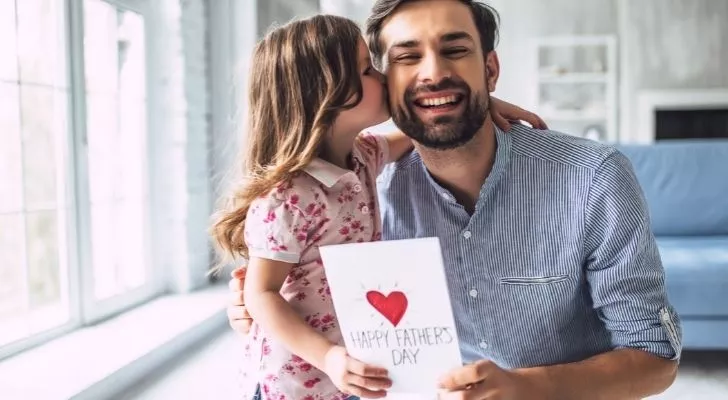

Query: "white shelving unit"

xmin=534 ymin=35 xmax=618 ymax=142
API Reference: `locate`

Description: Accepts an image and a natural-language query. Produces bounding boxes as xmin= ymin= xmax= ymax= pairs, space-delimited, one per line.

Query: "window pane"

xmin=0 ymin=1 xmax=70 ymax=348
xmin=20 ymin=86 xmax=66 ymax=211
xmin=16 ymin=0 xmax=68 ymax=87
xmin=0 ymin=0 xmax=18 ymax=81
xmin=0 ymin=83 xmax=23 ymax=215
xmin=25 ymin=210 xmax=61 ymax=308
xmin=0 ymin=214 xmax=26 ymax=335
xmin=84 ymin=0 xmax=149 ymax=300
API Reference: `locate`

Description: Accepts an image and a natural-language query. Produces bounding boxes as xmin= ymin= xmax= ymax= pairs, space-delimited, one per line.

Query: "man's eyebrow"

xmin=441 ymin=31 xmax=474 ymax=43
xmin=389 ymin=39 xmax=420 ymax=51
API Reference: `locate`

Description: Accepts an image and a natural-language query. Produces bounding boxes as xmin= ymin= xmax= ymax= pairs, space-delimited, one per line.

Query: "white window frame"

xmin=0 ymin=0 xmax=163 ymax=360
xmin=70 ymin=0 xmax=163 ymax=325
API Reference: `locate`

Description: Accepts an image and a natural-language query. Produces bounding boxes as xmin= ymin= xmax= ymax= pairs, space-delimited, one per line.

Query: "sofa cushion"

xmin=617 ymin=140 xmax=728 ymax=236
xmin=658 ymin=236 xmax=728 ymax=317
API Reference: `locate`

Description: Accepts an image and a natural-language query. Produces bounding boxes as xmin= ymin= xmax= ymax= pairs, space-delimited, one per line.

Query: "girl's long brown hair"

xmin=211 ymin=15 xmax=364 ymax=266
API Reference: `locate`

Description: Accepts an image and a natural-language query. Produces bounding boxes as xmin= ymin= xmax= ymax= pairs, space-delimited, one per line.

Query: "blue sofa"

xmin=618 ymin=139 xmax=728 ymax=350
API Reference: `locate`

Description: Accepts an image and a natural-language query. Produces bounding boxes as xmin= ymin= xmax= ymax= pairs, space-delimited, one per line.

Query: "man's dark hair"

xmin=366 ymin=0 xmax=499 ymax=70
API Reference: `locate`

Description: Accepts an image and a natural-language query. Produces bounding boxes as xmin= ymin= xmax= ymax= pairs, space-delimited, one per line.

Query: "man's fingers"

xmin=438 ymin=360 xmax=492 ymax=390
xmin=229 ymin=290 xmax=245 ymax=306
xmin=438 ymin=382 xmax=489 ymax=400
xmin=227 ymin=305 xmax=251 ymax=321
xmin=230 ymin=319 xmax=253 ymax=335
xmin=228 ymin=276 xmax=244 ymax=291
xmin=346 ymin=357 xmax=388 ymax=377
xmin=231 ymin=266 xmax=247 ymax=279
xmin=491 ymin=111 xmax=512 ymax=132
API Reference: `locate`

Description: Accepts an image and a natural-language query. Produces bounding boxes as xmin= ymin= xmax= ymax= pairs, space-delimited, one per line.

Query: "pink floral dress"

xmin=240 ymin=132 xmax=390 ymax=400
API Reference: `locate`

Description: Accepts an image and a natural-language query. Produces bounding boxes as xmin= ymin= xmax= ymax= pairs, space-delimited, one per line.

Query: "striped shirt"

xmin=376 ymin=124 xmax=682 ymax=368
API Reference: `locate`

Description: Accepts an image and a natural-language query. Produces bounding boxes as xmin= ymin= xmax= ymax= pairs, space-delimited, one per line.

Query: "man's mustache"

xmin=405 ymin=77 xmax=470 ymax=100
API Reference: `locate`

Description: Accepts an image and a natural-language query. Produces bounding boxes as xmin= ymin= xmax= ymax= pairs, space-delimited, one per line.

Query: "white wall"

xmin=618 ymin=0 xmax=728 ymax=139
xmin=489 ymin=0 xmax=617 ymax=110
xmin=320 ymin=0 xmax=728 ymax=142
xmin=147 ymin=0 xmax=212 ymax=292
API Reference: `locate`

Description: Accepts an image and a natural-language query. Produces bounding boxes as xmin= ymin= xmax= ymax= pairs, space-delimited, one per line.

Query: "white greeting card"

xmin=320 ymin=237 xmax=462 ymax=397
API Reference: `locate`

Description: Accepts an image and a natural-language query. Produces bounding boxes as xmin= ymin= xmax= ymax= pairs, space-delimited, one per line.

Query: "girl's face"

xmin=333 ymin=38 xmax=390 ymax=138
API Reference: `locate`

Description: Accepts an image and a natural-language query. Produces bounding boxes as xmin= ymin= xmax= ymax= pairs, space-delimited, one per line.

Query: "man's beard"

xmin=391 ymin=78 xmax=489 ymax=151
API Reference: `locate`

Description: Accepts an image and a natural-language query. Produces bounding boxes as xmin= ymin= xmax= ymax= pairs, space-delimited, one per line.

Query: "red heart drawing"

xmin=366 ymin=290 xmax=408 ymax=327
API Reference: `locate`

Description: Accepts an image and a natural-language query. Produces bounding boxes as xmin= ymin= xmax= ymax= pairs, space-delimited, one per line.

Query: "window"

xmin=0 ymin=0 xmax=165 ymax=358
xmin=80 ymin=0 xmax=157 ymax=322
xmin=0 ymin=0 xmax=72 ymax=350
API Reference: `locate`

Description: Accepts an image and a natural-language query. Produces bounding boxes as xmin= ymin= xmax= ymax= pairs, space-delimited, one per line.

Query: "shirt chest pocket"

xmin=499 ymin=274 xmax=570 ymax=286
xmin=492 ymin=273 xmax=581 ymax=327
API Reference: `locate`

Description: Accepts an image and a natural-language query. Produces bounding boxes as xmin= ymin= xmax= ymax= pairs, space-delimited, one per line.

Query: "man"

xmin=228 ymin=1 xmax=681 ymax=399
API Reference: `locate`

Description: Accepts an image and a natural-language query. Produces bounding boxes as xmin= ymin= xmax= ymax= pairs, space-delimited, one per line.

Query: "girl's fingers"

xmin=344 ymin=372 xmax=392 ymax=390
xmin=345 ymin=356 xmax=388 ymax=377
xmin=492 ymin=110 xmax=512 ymax=132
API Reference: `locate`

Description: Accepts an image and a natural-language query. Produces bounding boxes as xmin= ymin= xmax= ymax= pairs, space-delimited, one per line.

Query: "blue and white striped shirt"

xmin=376 ymin=124 xmax=682 ymax=368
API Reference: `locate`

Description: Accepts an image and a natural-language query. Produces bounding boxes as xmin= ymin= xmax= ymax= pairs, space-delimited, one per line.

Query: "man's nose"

xmin=419 ymin=54 xmax=451 ymax=85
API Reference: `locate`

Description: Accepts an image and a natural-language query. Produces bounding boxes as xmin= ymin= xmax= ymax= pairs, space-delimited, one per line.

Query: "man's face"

xmin=379 ymin=0 xmax=498 ymax=150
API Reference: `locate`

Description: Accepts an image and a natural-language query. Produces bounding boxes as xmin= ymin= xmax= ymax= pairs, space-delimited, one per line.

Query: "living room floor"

xmin=118 ymin=330 xmax=728 ymax=400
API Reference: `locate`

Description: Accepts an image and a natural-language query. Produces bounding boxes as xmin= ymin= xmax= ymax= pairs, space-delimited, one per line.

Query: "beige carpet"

xmin=119 ymin=331 xmax=728 ymax=400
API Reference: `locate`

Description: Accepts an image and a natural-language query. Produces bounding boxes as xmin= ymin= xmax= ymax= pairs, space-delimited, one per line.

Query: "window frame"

xmin=70 ymin=0 xmax=163 ymax=325
xmin=0 ymin=0 xmax=163 ymax=360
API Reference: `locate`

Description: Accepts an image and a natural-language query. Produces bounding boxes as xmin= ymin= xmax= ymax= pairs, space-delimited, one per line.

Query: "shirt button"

xmin=463 ymin=230 xmax=472 ymax=239
xmin=353 ymin=184 xmax=362 ymax=193
xmin=479 ymin=340 xmax=488 ymax=349
xmin=361 ymin=205 xmax=370 ymax=215
xmin=469 ymin=289 xmax=478 ymax=298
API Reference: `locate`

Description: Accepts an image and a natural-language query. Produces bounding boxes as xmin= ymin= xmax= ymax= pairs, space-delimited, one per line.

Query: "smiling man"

xmin=364 ymin=1 xmax=681 ymax=399
xmin=228 ymin=1 xmax=682 ymax=399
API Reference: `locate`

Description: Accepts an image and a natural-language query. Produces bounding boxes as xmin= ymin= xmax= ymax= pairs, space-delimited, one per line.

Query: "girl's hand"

xmin=323 ymin=345 xmax=392 ymax=398
xmin=490 ymin=97 xmax=548 ymax=131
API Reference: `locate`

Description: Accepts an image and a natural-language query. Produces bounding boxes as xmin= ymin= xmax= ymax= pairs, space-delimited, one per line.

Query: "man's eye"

xmin=396 ymin=54 xmax=420 ymax=62
xmin=443 ymin=48 xmax=468 ymax=57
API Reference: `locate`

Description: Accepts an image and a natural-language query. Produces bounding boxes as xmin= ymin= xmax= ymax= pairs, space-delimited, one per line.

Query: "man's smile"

xmin=411 ymin=91 xmax=466 ymax=118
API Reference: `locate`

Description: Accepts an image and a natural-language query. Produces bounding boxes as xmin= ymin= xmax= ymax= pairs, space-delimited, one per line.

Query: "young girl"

xmin=212 ymin=14 xmax=545 ymax=400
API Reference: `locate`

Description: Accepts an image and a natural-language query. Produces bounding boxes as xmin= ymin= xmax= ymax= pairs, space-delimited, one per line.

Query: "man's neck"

xmin=416 ymin=119 xmax=497 ymax=214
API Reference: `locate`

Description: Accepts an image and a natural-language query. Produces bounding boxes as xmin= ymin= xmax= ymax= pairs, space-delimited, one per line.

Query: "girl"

xmin=212 ymin=14 xmax=545 ymax=400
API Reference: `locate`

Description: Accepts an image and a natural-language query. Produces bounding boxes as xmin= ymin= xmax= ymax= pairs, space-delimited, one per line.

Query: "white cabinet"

xmin=534 ymin=35 xmax=618 ymax=142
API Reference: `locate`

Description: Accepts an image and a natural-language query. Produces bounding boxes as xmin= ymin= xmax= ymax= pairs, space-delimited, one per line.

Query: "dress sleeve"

xmin=354 ymin=132 xmax=391 ymax=176
xmin=244 ymin=188 xmax=313 ymax=264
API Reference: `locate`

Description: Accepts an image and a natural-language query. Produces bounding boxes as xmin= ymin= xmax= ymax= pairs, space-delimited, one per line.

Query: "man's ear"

xmin=485 ymin=51 xmax=500 ymax=92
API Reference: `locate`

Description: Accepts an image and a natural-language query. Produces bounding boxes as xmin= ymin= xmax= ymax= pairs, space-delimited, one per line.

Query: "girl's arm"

xmin=490 ymin=96 xmax=548 ymax=131
xmin=382 ymin=131 xmax=414 ymax=164
xmin=244 ymin=257 xmax=335 ymax=370
xmin=244 ymin=256 xmax=391 ymax=397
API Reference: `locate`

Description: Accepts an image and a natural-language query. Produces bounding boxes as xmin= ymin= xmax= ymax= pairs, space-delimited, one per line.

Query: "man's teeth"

xmin=420 ymin=95 xmax=458 ymax=107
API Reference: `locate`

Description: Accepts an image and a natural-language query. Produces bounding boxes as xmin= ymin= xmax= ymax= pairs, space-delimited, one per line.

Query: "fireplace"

xmin=636 ymin=89 xmax=728 ymax=143
xmin=656 ymin=108 xmax=728 ymax=140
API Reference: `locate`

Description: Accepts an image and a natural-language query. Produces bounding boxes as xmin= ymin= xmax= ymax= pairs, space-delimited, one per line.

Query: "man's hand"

xmin=438 ymin=360 xmax=535 ymax=400
xmin=227 ymin=267 xmax=253 ymax=334
xmin=324 ymin=345 xmax=391 ymax=399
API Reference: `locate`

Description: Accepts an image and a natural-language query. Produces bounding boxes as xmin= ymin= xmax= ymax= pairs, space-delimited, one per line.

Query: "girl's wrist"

xmin=310 ymin=340 xmax=338 ymax=371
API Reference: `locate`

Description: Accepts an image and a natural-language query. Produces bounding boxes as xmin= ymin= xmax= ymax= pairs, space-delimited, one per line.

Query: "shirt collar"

xmin=303 ymin=146 xmax=366 ymax=188
xmin=303 ymin=158 xmax=350 ymax=188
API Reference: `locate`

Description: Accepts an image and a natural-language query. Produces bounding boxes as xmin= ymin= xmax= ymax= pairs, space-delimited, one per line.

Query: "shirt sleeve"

xmin=244 ymin=189 xmax=313 ymax=264
xmin=355 ymin=132 xmax=391 ymax=176
xmin=583 ymin=150 xmax=682 ymax=361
